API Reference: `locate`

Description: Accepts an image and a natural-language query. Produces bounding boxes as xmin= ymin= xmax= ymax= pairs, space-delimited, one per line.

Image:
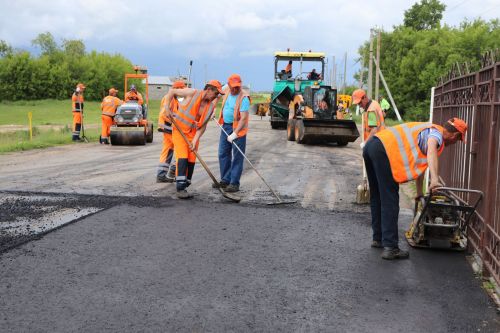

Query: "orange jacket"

xmin=362 ymin=100 xmax=386 ymax=141
xmin=375 ymin=122 xmax=445 ymax=183
xmin=218 ymin=88 xmax=251 ymax=138
xmin=72 ymin=93 xmax=84 ymax=112
xmin=285 ymin=63 xmax=292 ymax=74
xmin=101 ymin=95 xmax=123 ymax=117
xmin=124 ymin=91 xmax=144 ymax=105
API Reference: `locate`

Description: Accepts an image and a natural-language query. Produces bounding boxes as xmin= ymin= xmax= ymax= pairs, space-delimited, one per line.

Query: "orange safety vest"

xmin=363 ymin=100 xmax=385 ymax=141
xmin=376 ymin=122 xmax=445 ymax=184
xmin=124 ymin=91 xmax=144 ymax=105
xmin=285 ymin=63 xmax=292 ymax=73
xmin=72 ymin=93 xmax=84 ymax=112
xmin=218 ymin=88 xmax=251 ymax=138
xmin=172 ymin=90 xmax=215 ymax=135
xmin=101 ymin=96 xmax=122 ymax=117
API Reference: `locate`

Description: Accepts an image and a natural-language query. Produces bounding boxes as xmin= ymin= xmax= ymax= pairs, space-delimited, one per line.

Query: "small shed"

xmin=146 ymin=76 xmax=173 ymax=100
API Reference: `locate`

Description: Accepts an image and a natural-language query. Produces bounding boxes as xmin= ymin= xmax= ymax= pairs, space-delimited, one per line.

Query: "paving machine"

xmin=270 ymin=51 xmax=359 ymax=145
xmin=406 ymin=187 xmax=483 ymax=250
xmin=110 ymin=66 xmax=154 ymax=145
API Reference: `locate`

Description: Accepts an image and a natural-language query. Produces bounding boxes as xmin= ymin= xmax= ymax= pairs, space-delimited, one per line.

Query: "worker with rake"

xmin=71 ymin=83 xmax=86 ymax=141
xmin=213 ymin=74 xmax=251 ymax=193
xmin=100 ymin=88 xmax=122 ymax=144
xmin=362 ymin=117 xmax=467 ymax=260
xmin=163 ymin=80 xmax=224 ymax=199
xmin=156 ymin=81 xmax=186 ymax=183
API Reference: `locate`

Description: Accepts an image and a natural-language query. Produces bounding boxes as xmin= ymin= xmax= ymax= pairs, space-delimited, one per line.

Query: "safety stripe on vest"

xmin=177 ymin=91 xmax=201 ymax=122
xmin=200 ymin=101 xmax=216 ymax=127
xmin=173 ymin=114 xmax=196 ymax=128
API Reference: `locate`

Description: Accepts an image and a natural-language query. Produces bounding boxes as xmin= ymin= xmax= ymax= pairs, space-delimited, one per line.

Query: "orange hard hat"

xmin=228 ymin=74 xmax=242 ymax=88
xmin=352 ymin=89 xmax=365 ymax=105
xmin=109 ymin=88 xmax=118 ymax=94
xmin=172 ymin=81 xmax=186 ymax=89
xmin=448 ymin=117 xmax=468 ymax=142
xmin=206 ymin=79 xmax=225 ymax=95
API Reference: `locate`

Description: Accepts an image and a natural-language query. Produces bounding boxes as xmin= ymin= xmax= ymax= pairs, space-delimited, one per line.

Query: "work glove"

xmin=227 ymin=132 xmax=238 ymax=143
xmin=360 ymin=142 xmax=366 ymax=149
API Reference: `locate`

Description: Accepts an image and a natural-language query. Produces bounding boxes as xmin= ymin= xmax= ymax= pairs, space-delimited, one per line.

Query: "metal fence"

xmin=432 ymin=50 xmax=500 ymax=284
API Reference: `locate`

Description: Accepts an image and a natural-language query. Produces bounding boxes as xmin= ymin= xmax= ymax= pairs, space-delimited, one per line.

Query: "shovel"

xmin=213 ymin=118 xmax=296 ymax=206
xmin=356 ymin=112 xmax=370 ymax=204
xmin=169 ymin=116 xmax=241 ymax=203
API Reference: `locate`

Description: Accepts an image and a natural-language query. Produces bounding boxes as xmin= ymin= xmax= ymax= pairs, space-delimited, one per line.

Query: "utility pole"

xmin=368 ymin=29 xmax=374 ymax=99
xmin=331 ymin=56 xmax=336 ymax=87
xmin=343 ymin=52 xmax=347 ymax=95
xmin=375 ymin=29 xmax=381 ymax=100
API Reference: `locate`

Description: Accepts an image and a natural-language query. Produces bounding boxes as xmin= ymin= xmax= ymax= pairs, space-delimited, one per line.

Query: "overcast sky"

xmin=0 ymin=0 xmax=498 ymax=91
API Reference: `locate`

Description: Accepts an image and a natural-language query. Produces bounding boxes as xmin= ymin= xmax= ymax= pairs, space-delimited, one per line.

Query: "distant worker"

xmin=100 ymin=88 xmax=123 ymax=144
xmin=156 ymin=80 xmax=186 ymax=183
xmin=124 ymin=84 xmax=144 ymax=106
xmin=71 ymin=83 xmax=86 ymax=141
xmin=363 ymin=118 xmax=467 ymax=260
xmin=307 ymin=68 xmax=321 ymax=80
xmin=214 ymin=74 xmax=251 ymax=193
xmin=352 ymin=89 xmax=385 ymax=148
xmin=379 ymin=95 xmax=390 ymax=117
xmin=164 ymin=80 xmax=224 ymax=199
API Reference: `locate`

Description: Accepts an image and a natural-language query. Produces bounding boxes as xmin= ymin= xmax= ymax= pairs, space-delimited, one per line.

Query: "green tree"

xmin=31 ymin=32 xmax=58 ymax=55
xmin=403 ymin=0 xmax=446 ymax=30
xmin=0 ymin=40 xmax=13 ymax=57
xmin=62 ymin=39 xmax=85 ymax=58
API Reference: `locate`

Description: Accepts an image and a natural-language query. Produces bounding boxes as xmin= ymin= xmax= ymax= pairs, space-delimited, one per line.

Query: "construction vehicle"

xmin=336 ymin=94 xmax=352 ymax=120
xmin=270 ymin=51 xmax=359 ymax=145
xmin=110 ymin=66 xmax=154 ymax=145
xmin=406 ymin=187 xmax=483 ymax=250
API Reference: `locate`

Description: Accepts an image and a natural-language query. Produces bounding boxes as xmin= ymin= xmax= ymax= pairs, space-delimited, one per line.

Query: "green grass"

xmin=0 ymin=126 xmax=101 ymax=153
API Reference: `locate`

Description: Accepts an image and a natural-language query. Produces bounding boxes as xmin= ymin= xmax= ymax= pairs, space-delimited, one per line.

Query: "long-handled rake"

xmin=169 ymin=116 xmax=240 ymax=203
xmin=213 ymin=118 xmax=296 ymax=206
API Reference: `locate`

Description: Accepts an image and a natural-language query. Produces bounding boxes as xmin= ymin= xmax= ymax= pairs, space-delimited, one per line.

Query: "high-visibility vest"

xmin=363 ymin=100 xmax=385 ymax=141
xmin=72 ymin=93 xmax=84 ymax=112
xmin=218 ymin=88 xmax=251 ymax=138
xmin=158 ymin=96 xmax=181 ymax=133
xmin=376 ymin=122 xmax=445 ymax=184
xmin=172 ymin=90 xmax=217 ymax=135
xmin=125 ymin=91 xmax=144 ymax=105
xmin=101 ymin=96 xmax=122 ymax=117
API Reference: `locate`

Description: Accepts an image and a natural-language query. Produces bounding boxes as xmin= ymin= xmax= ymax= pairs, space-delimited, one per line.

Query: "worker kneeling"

xmin=214 ymin=74 xmax=250 ymax=193
xmin=157 ymin=81 xmax=186 ymax=183
xmin=163 ymin=80 xmax=223 ymax=199
xmin=100 ymin=88 xmax=123 ymax=144
xmin=362 ymin=118 xmax=467 ymax=260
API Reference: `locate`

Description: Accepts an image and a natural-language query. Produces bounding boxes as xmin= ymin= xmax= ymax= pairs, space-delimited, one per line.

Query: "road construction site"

xmin=0 ymin=114 xmax=498 ymax=332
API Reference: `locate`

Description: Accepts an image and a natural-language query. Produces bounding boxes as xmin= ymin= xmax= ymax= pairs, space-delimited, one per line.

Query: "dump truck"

xmin=270 ymin=51 xmax=359 ymax=145
xmin=110 ymin=67 xmax=154 ymax=145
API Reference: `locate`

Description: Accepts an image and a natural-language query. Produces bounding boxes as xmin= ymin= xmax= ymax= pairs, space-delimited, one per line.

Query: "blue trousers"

xmin=362 ymin=137 xmax=400 ymax=248
xmin=218 ymin=123 xmax=246 ymax=186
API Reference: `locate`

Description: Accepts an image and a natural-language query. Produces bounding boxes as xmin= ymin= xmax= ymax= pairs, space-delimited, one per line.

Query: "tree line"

xmin=357 ymin=0 xmax=500 ymax=121
xmin=0 ymin=32 xmax=135 ymax=101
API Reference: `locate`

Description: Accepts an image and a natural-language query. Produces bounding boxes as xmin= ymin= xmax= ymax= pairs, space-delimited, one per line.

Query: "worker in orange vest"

xmin=71 ymin=83 xmax=85 ymax=141
xmin=156 ymin=80 xmax=186 ymax=183
xmin=214 ymin=74 xmax=251 ymax=193
xmin=352 ymin=89 xmax=385 ymax=147
xmin=163 ymin=79 xmax=223 ymax=199
xmin=363 ymin=118 xmax=467 ymax=260
xmin=100 ymin=88 xmax=123 ymax=144
xmin=124 ymin=85 xmax=144 ymax=106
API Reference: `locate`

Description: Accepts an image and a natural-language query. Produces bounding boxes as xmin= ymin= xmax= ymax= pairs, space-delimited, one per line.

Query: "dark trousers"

xmin=362 ymin=137 xmax=400 ymax=248
xmin=218 ymin=123 xmax=246 ymax=186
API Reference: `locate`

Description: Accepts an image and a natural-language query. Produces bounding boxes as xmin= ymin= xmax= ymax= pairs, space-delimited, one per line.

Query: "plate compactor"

xmin=110 ymin=66 xmax=154 ymax=145
xmin=405 ymin=187 xmax=483 ymax=250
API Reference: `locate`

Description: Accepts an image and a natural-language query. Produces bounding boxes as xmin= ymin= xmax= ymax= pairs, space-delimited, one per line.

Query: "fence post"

xmin=28 ymin=112 xmax=33 ymax=141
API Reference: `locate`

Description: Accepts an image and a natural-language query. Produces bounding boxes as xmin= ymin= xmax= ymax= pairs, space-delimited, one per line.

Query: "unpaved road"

xmin=0 ymin=115 xmax=498 ymax=332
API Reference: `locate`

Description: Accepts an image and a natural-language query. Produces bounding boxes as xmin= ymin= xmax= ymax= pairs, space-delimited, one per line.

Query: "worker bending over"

xmin=71 ymin=83 xmax=86 ymax=141
xmin=352 ymin=89 xmax=385 ymax=148
xmin=164 ymin=80 xmax=224 ymax=199
xmin=100 ymin=88 xmax=123 ymax=144
xmin=157 ymin=81 xmax=186 ymax=183
xmin=363 ymin=118 xmax=467 ymax=260
xmin=124 ymin=84 xmax=144 ymax=106
xmin=214 ymin=74 xmax=251 ymax=193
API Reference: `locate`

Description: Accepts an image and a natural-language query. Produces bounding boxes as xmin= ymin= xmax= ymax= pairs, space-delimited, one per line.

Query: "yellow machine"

xmin=336 ymin=94 xmax=352 ymax=120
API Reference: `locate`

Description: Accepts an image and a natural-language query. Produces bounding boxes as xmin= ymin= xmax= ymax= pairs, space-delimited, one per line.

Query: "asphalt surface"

xmin=0 ymin=115 xmax=498 ymax=332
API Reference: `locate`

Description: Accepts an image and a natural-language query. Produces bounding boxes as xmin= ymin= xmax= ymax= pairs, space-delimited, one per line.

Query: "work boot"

xmin=166 ymin=169 xmax=176 ymax=182
xmin=225 ymin=184 xmax=240 ymax=193
xmin=381 ymin=247 xmax=409 ymax=260
xmin=212 ymin=181 xmax=228 ymax=189
xmin=176 ymin=189 xmax=194 ymax=199
xmin=371 ymin=240 xmax=383 ymax=248
xmin=156 ymin=175 xmax=169 ymax=183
